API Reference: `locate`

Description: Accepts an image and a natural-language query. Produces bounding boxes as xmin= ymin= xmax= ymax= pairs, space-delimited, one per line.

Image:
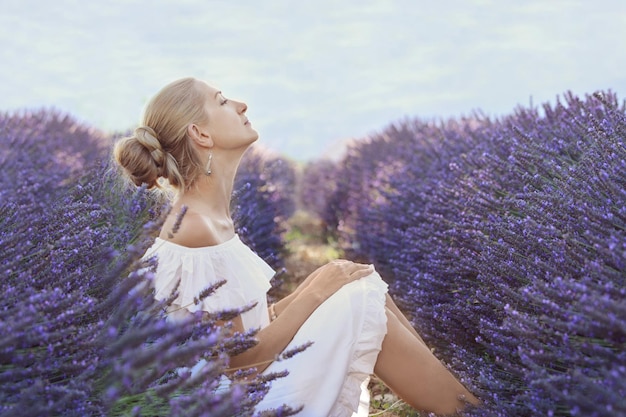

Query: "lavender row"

xmin=310 ymin=91 xmax=626 ymax=416
xmin=234 ymin=145 xmax=297 ymax=271
xmin=0 ymin=110 xmax=297 ymax=416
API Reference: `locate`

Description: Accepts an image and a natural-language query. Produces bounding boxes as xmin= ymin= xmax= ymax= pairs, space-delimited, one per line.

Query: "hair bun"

xmin=114 ymin=77 xmax=204 ymax=191
xmin=134 ymin=126 xmax=165 ymax=167
xmin=113 ymin=126 xmax=166 ymax=189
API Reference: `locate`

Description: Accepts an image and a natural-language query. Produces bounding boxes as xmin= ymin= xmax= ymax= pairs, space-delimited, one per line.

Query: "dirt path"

xmin=281 ymin=210 xmax=340 ymax=289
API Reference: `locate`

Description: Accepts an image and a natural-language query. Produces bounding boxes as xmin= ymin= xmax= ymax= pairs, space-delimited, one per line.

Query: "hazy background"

xmin=2 ymin=0 xmax=625 ymax=160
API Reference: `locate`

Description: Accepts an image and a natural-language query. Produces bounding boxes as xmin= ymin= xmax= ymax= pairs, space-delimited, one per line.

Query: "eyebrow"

xmin=214 ymin=90 xmax=222 ymax=98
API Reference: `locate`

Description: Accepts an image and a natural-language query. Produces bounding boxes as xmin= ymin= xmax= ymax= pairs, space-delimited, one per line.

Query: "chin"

xmin=239 ymin=134 xmax=259 ymax=151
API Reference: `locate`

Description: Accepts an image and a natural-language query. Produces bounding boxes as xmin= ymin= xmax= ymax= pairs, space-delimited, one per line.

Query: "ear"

xmin=187 ymin=124 xmax=214 ymax=148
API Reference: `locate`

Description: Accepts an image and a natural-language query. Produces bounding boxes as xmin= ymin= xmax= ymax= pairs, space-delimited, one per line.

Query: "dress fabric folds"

xmin=143 ymin=234 xmax=389 ymax=417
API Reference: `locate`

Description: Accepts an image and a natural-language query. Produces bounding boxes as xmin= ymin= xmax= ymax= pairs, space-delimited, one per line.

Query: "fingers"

xmin=347 ymin=263 xmax=374 ymax=281
xmin=297 ymin=260 xmax=376 ymax=302
xmin=330 ymin=259 xmax=374 ymax=282
xmin=304 ymin=260 xmax=375 ymax=287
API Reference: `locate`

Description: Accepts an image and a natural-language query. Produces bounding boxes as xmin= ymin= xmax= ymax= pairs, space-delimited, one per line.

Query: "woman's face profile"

xmin=198 ymin=81 xmax=259 ymax=150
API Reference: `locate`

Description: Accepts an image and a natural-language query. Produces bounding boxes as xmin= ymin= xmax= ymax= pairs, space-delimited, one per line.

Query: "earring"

xmin=205 ymin=151 xmax=213 ymax=176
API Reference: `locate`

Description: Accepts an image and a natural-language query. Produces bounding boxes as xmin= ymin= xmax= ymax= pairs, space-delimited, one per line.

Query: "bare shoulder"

xmin=159 ymin=207 xmax=220 ymax=248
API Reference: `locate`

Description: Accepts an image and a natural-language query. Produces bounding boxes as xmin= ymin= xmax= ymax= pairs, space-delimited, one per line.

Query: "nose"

xmin=237 ymin=100 xmax=247 ymax=114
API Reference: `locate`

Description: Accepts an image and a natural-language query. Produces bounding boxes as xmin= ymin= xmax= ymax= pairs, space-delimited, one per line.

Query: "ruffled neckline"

xmin=150 ymin=234 xmax=241 ymax=254
xmin=144 ymin=233 xmax=274 ymax=330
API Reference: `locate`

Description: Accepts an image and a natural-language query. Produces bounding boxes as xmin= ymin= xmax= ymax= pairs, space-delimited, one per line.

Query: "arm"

xmin=268 ymin=270 xmax=317 ymax=319
xmin=270 ymin=258 xmax=350 ymax=317
xmin=226 ymin=260 xmax=374 ymax=374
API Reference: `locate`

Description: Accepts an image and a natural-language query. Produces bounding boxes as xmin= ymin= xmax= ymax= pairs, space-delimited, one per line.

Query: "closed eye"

xmin=219 ymin=94 xmax=228 ymax=105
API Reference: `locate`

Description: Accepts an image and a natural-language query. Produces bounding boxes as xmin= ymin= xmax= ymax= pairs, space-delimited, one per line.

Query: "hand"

xmin=296 ymin=260 xmax=374 ymax=303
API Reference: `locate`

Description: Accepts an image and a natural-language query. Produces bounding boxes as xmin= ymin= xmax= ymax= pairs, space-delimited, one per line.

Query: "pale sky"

xmin=1 ymin=0 xmax=625 ymax=160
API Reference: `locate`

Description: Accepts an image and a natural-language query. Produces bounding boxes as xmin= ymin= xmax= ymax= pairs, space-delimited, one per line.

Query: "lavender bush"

xmin=0 ymin=110 xmax=297 ymax=416
xmin=314 ymin=91 xmax=626 ymax=416
xmin=233 ymin=145 xmax=297 ymax=270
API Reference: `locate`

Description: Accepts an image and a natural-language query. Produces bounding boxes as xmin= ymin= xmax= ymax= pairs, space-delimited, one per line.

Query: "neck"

xmin=177 ymin=149 xmax=246 ymax=220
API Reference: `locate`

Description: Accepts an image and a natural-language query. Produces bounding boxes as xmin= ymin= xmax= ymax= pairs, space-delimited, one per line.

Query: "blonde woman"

xmin=114 ymin=77 xmax=478 ymax=416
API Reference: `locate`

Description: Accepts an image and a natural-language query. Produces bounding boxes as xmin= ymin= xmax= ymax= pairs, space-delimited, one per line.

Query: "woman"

xmin=114 ymin=77 xmax=478 ymax=416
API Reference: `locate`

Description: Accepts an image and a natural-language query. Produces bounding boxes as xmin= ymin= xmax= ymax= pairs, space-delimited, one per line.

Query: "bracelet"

xmin=269 ymin=303 xmax=277 ymax=321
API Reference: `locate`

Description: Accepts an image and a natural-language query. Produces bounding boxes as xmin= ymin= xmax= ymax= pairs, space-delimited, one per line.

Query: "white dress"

xmin=143 ymin=234 xmax=389 ymax=417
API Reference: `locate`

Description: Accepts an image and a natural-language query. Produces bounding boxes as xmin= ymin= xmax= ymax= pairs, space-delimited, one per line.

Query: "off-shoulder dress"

xmin=143 ymin=234 xmax=389 ymax=417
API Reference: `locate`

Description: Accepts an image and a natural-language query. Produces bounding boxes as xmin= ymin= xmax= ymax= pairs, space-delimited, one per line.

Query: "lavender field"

xmin=303 ymin=91 xmax=626 ymax=416
xmin=2 ymin=89 xmax=625 ymax=417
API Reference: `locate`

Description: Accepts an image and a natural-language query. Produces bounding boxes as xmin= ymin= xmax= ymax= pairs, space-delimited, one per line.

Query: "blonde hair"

xmin=113 ymin=77 xmax=209 ymax=191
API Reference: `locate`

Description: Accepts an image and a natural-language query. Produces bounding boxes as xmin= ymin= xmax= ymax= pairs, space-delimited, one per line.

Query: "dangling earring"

xmin=205 ymin=151 xmax=213 ymax=176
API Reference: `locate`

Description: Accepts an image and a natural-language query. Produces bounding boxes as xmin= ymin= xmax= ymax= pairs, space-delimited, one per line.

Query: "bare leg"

xmin=385 ymin=293 xmax=427 ymax=346
xmin=374 ymin=308 xmax=479 ymax=415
